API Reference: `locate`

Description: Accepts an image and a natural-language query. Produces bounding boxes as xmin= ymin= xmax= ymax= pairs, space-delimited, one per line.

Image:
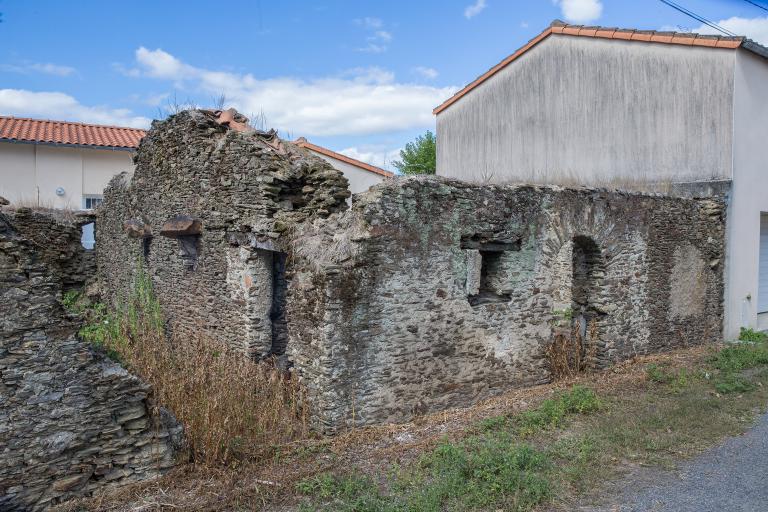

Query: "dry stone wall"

xmin=0 ymin=208 xmax=180 ymax=511
xmin=288 ymin=177 xmax=725 ymax=431
xmin=97 ymin=110 xmax=349 ymax=359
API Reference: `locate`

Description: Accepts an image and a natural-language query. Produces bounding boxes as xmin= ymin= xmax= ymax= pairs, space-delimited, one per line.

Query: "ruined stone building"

xmin=97 ymin=110 xmax=725 ymax=432
xmin=0 ymin=207 xmax=179 ymax=511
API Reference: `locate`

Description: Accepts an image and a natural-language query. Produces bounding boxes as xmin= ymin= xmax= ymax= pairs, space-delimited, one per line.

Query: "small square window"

xmin=461 ymin=236 xmax=520 ymax=307
xmin=83 ymin=195 xmax=103 ymax=210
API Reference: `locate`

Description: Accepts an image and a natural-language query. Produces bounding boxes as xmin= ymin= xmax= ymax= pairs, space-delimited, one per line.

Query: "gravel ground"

xmin=588 ymin=411 xmax=768 ymax=512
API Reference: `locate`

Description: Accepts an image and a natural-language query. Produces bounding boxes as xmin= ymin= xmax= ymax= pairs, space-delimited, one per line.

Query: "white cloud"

xmin=691 ymin=16 xmax=768 ymax=46
xmin=339 ymin=146 xmax=402 ymax=170
xmin=373 ymin=30 xmax=392 ymax=43
xmin=554 ymin=0 xmax=603 ymax=24
xmin=355 ymin=18 xmax=393 ymax=53
xmin=128 ymin=48 xmax=457 ymax=137
xmin=1 ymin=62 xmax=77 ymax=77
xmin=413 ymin=66 xmax=439 ymax=79
xmin=135 ymin=47 xmax=196 ymax=80
xmin=0 ymin=89 xmax=150 ymax=128
xmin=464 ymin=0 xmax=487 ymax=19
xmin=355 ymin=17 xmax=383 ymax=29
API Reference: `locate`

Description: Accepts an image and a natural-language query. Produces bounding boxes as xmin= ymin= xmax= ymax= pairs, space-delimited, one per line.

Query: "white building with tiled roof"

xmin=0 ymin=116 xmax=142 ymax=211
xmin=0 ymin=116 xmax=395 ymax=246
xmin=294 ymin=137 xmax=394 ymax=199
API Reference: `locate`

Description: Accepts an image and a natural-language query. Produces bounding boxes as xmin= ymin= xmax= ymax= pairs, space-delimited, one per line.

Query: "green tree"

xmin=393 ymin=131 xmax=436 ymax=175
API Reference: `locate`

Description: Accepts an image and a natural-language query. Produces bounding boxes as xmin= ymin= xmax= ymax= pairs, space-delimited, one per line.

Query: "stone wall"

xmin=97 ymin=110 xmax=350 ymax=359
xmin=0 ymin=208 xmax=180 ymax=511
xmin=288 ymin=177 xmax=725 ymax=431
xmin=95 ymin=111 xmax=726 ymax=434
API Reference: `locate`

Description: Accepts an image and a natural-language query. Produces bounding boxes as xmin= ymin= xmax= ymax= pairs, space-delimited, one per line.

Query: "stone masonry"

xmin=0 ymin=208 xmax=180 ymax=511
xmin=97 ymin=109 xmax=349 ymax=360
xmin=96 ymin=109 xmax=726 ymax=433
xmin=288 ymin=178 xmax=725 ymax=430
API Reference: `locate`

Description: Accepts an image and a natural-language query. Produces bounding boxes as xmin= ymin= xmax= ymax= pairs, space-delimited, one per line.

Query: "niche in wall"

xmin=462 ymin=235 xmax=521 ymax=307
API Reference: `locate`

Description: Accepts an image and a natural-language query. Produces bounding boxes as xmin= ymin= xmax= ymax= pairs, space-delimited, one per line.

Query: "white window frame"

xmin=82 ymin=194 xmax=103 ymax=211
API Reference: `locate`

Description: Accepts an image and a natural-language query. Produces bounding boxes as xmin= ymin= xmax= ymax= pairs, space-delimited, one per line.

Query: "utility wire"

xmin=743 ymin=0 xmax=768 ymax=13
xmin=659 ymin=0 xmax=738 ymax=36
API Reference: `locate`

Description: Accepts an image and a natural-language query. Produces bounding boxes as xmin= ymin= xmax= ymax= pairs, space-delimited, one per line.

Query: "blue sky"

xmin=1 ymin=0 xmax=767 ymax=169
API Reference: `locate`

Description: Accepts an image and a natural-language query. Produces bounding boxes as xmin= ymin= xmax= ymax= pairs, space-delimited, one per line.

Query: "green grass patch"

xmin=479 ymin=385 xmax=600 ymax=435
xmin=298 ymin=386 xmax=600 ymax=512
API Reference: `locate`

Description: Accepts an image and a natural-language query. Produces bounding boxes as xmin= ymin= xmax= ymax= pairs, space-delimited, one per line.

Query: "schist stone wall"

xmin=0 ymin=208 xmax=180 ymax=511
xmin=95 ymin=110 xmax=725 ymax=434
xmin=97 ymin=110 xmax=349 ymax=359
xmin=288 ymin=177 xmax=725 ymax=430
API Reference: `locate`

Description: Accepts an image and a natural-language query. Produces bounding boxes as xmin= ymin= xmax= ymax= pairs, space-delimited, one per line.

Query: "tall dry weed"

xmin=546 ymin=321 xmax=599 ymax=380
xmin=86 ymin=264 xmax=309 ymax=465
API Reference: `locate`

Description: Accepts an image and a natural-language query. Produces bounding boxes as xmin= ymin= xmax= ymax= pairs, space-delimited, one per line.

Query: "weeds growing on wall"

xmin=67 ymin=265 xmax=309 ymax=465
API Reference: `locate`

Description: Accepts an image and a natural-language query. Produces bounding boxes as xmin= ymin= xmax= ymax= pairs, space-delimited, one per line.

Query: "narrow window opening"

xmin=571 ymin=236 xmax=605 ymax=337
xmin=269 ymin=251 xmax=289 ymax=358
xmin=142 ymin=237 xmax=152 ymax=261
xmin=178 ymin=235 xmax=200 ymax=271
xmin=569 ymin=235 xmax=607 ymax=370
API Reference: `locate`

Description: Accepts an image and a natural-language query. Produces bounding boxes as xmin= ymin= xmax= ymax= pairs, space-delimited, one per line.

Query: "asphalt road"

xmin=593 ymin=412 xmax=768 ymax=511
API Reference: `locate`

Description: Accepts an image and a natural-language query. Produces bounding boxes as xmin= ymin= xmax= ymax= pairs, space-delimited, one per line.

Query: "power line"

xmin=743 ymin=0 xmax=768 ymax=13
xmin=659 ymin=0 xmax=738 ymax=36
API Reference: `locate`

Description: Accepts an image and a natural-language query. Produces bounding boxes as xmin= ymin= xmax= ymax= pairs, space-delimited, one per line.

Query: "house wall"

xmin=436 ymin=35 xmax=735 ymax=185
xmin=730 ymin=49 xmax=768 ymax=336
xmin=308 ymin=150 xmax=388 ymax=196
xmin=0 ymin=142 xmax=134 ymax=208
xmin=289 ymin=177 xmax=726 ymax=431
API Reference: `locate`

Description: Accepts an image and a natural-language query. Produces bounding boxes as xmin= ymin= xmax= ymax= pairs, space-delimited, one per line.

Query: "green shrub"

xmin=646 ymin=364 xmax=670 ymax=384
xmin=739 ymin=327 xmax=768 ymax=343
xmin=297 ymin=474 xmax=388 ymax=512
xmin=61 ymin=290 xmax=81 ymax=312
xmin=710 ymin=342 xmax=768 ymax=372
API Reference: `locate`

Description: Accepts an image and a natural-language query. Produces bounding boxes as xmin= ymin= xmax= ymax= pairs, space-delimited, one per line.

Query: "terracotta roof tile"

xmin=294 ymin=138 xmax=395 ymax=178
xmin=0 ymin=116 xmax=146 ymax=149
xmin=433 ymin=20 xmax=767 ymax=115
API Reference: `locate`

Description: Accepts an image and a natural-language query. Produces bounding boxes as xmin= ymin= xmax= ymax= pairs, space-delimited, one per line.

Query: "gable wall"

xmin=437 ymin=35 xmax=735 ymax=185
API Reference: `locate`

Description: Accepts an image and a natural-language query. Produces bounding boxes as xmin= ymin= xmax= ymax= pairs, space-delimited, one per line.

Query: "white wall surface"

xmin=0 ymin=143 xmax=36 ymax=203
xmin=726 ymin=49 xmax=768 ymax=338
xmin=437 ymin=35 xmax=736 ymax=185
xmin=0 ymin=142 xmax=134 ymax=208
xmin=309 ymin=150 xmax=388 ymax=196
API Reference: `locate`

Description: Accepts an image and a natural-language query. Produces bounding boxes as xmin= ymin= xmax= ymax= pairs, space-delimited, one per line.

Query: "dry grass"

xmin=77 ymin=268 xmax=310 ymax=466
xmin=546 ymin=322 xmax=599 ymax=379
xmin=127 ymin=329 xmax=309 ymax=464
